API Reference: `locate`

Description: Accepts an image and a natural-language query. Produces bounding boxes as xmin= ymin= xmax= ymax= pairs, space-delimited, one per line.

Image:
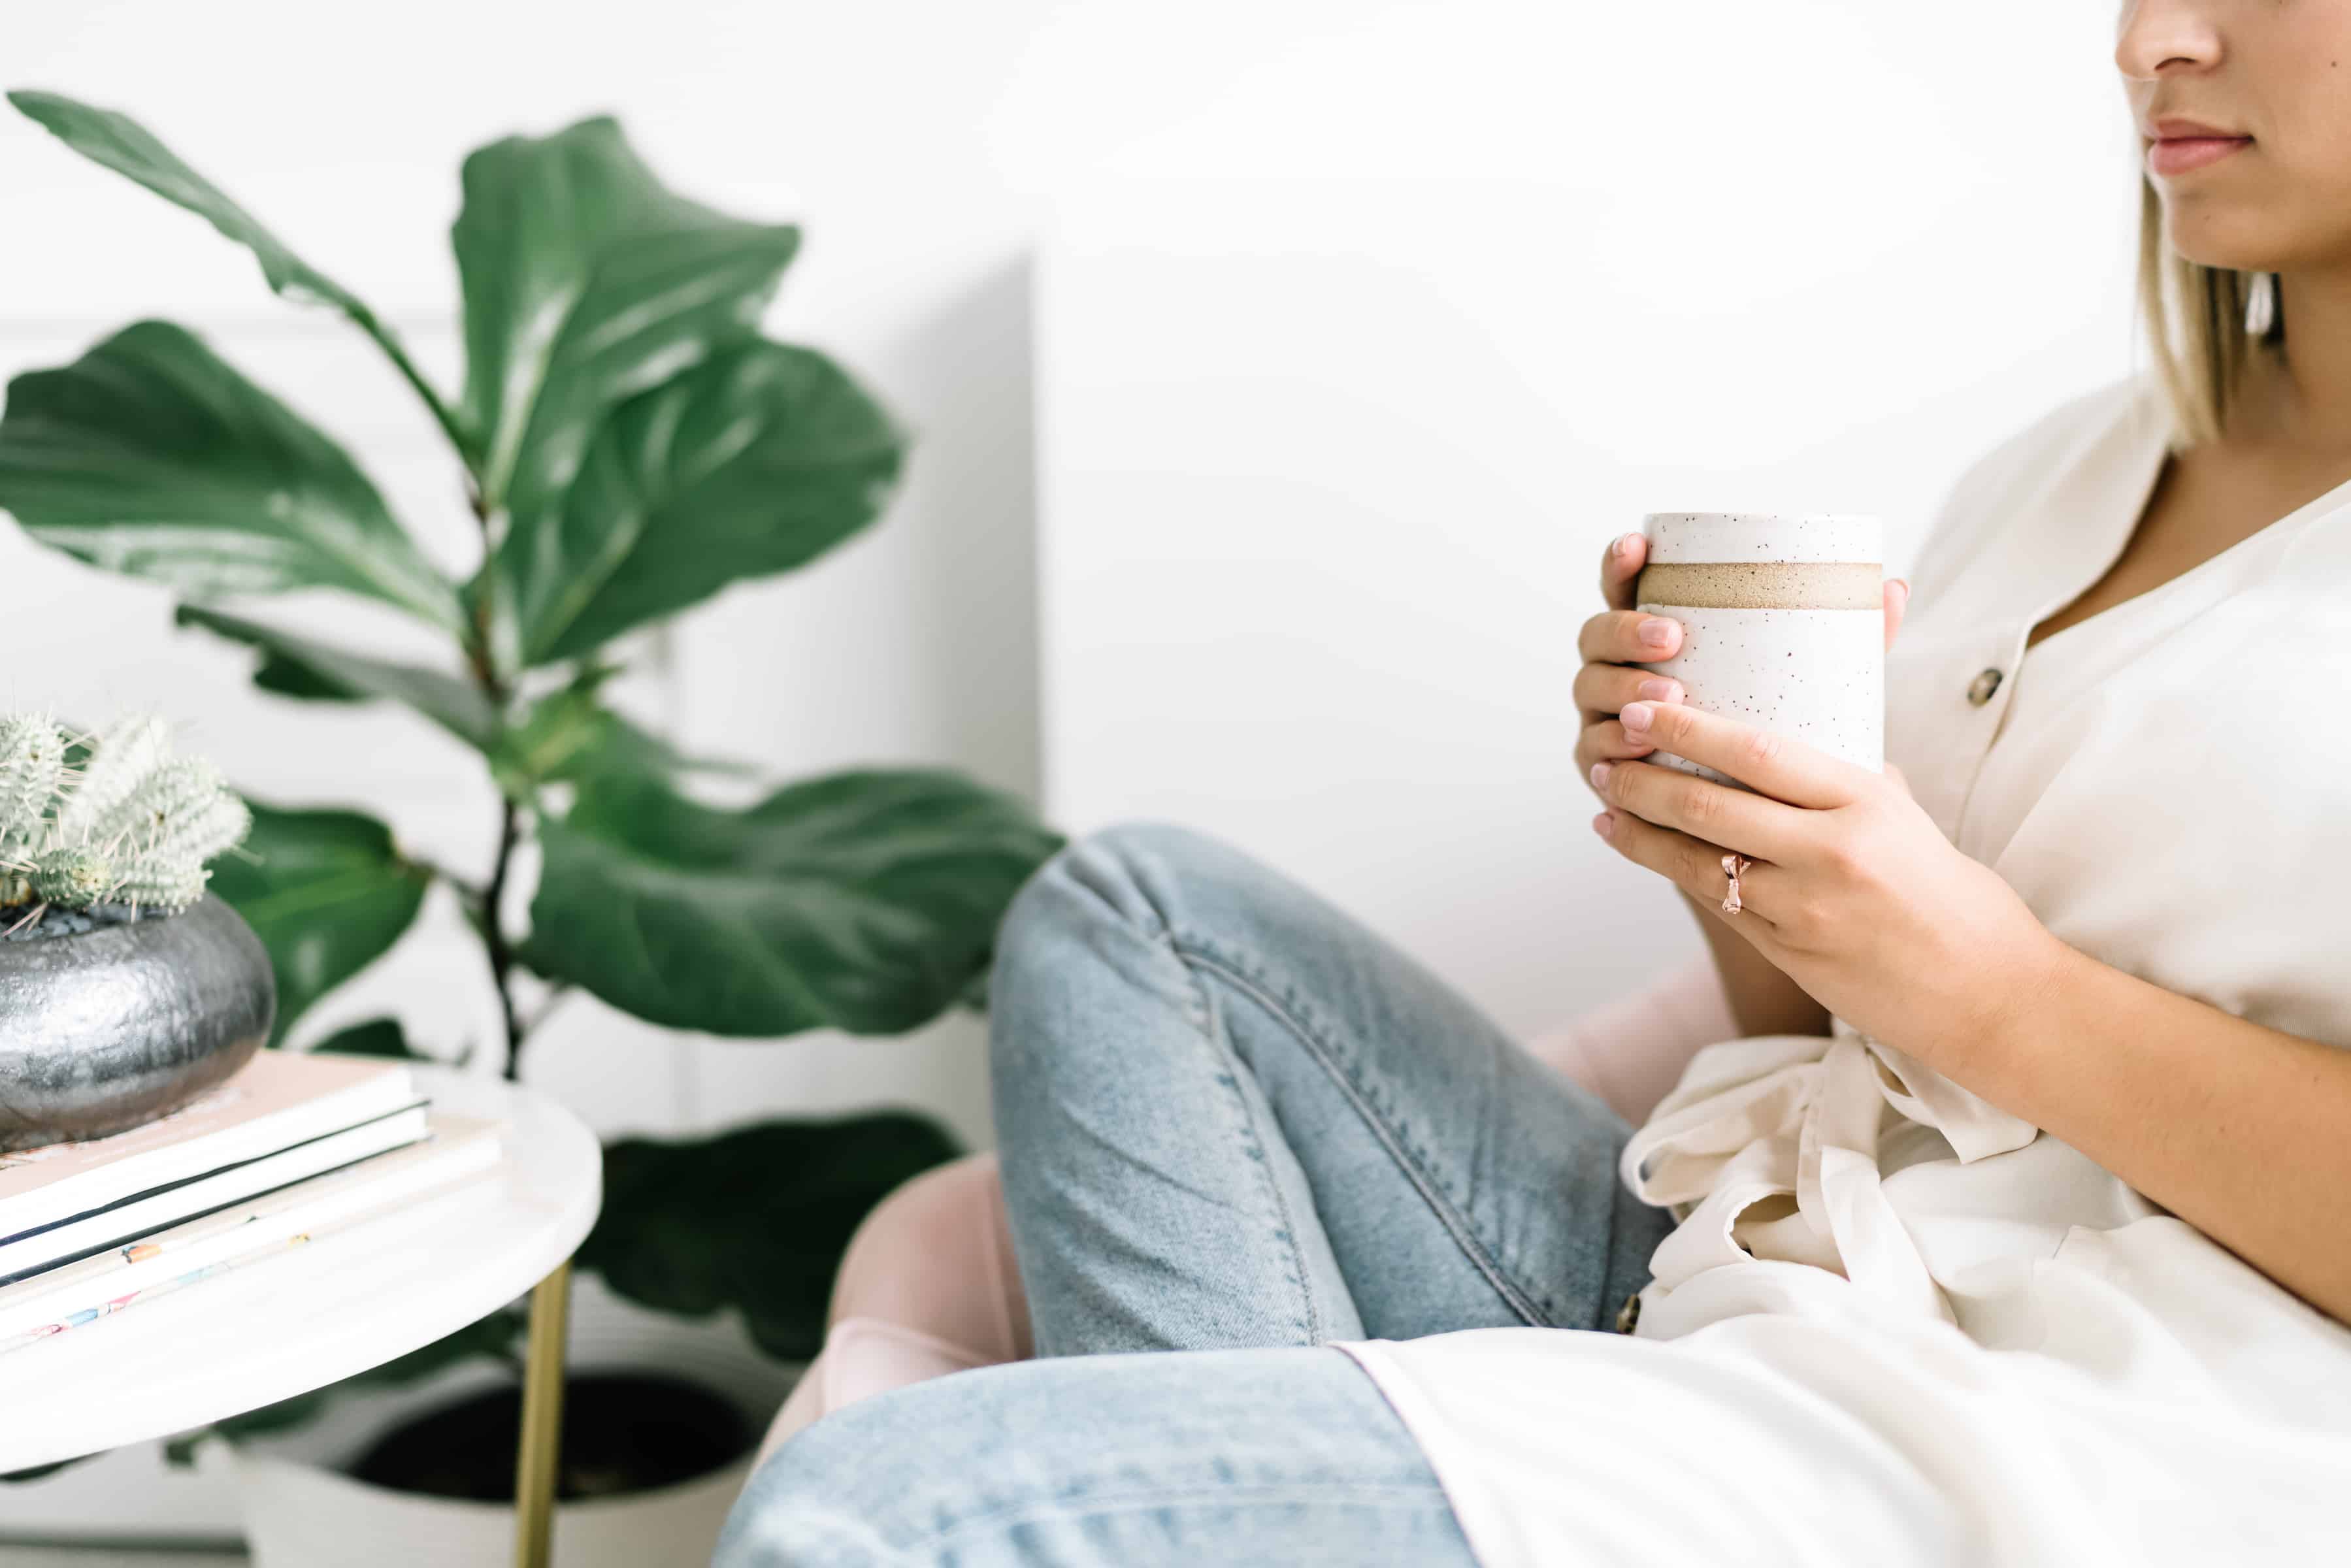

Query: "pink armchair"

xmin=750 ymin=953 xmax=1736 ymax=1472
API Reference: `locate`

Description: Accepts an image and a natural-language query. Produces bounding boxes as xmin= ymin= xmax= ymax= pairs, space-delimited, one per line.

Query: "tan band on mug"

xmin=1636 ymin=561 xmax=1882 ymax=611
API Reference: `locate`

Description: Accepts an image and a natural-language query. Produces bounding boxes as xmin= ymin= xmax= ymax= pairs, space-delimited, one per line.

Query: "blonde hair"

xmin=2136 ymin=179 xmax=2286 ymax=449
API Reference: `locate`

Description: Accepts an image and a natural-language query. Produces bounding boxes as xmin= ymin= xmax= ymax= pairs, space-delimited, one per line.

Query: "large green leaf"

xmin=453 ymin=116 xmax=800 ymax=523
xmin=499 ymin=340 xmax=904 ymax=664
xmin=0 ymin=321 xmax=462 ymax=632
xmin=525 ymin=764 xmax=1062 ymax=1037
xmin=176 ymin=605 xmax=498 ymax=751
xmin=208 ymin=801 xmax=431 ymax=1044
xmin=10 ymin=91 xmax=360 ymax=312
xmin=169 ymin=611 xmax=733 ymax=804
xmin=7 ymin=91 xmax=471 ymax=458
xmin=580 ymin=1113 xmax=959 ymax=1360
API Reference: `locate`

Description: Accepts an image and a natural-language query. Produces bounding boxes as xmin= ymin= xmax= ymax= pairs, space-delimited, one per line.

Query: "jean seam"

xmin=1205 ymin=981 xmax=1331 ymax=1343
xmin=1049 ymin=845 xmax=1334 ymax=1343
xmin=1166 ymin=927 xmax=1556 ymax=1330
xmin=1136 ymin=903 xmax=1331 ymax=1343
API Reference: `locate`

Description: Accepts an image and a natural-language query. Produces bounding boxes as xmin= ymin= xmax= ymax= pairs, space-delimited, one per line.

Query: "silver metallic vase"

xmin=0 ymin=895 xmax=276 ymax=1152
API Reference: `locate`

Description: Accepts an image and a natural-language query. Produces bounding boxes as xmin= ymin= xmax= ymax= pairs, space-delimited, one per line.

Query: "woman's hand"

xmin=1573 ymin=532 xmax=1686 ymax=796
xmin=1576 ymin=531 xmax=1912 ymax=794
xmin=1587 ymin=700 xmax=2068 ymax=1068
xmin=1576 ymin=532 xmax=1914 ymax=1040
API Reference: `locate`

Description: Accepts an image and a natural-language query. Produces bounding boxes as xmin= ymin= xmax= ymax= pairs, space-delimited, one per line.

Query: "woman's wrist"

xmin=1926 ymin=924 xmax=2088 ymax=1096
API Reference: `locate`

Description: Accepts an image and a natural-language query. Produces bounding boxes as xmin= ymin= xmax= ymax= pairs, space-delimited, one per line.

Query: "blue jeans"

xmin=717 ymin=822 xmax=1677 ymax=1566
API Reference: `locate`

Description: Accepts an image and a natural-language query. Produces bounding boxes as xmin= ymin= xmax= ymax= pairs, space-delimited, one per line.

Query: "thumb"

xmin=1601 ymin=531 xmax=1649 ymax=612
xmin=1882 ymin=578 xmax=1911 ymax=653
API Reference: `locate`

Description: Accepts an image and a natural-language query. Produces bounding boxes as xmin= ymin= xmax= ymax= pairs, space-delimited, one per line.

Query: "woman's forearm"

xmin=1958 ymin=937 xmax=2351 ymax=1325
xmin=1679 ymin=890 xmax=1830 ymax=1038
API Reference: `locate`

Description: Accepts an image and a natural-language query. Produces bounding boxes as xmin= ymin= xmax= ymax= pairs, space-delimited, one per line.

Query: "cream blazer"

xmin=1340 ymin=370 xmax=2351 ymax=1568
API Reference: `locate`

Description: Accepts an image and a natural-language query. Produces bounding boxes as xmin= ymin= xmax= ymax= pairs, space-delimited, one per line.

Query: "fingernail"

xmin=1589 ymin=761 xmax=1614 ymax=793
xmin=1592 ymin=811 xmax=1615 ymax=840
xmin=1636 ymin=678 xmax=1677 ymax=702
xmin=1621 ymin=701 xmax=1654 ymax=734
xmin=1613 ymin=532 xmax=1641 ymax=559
xmin=1637 ymin=617 xmax=1677 ymax=649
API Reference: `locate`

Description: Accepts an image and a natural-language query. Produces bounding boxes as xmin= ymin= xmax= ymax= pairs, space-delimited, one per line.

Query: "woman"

xmin=719 ymin=5 xmax=2351 ymax=1563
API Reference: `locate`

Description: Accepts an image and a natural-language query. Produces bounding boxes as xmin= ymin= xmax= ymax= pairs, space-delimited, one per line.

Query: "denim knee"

xmin=991 ymin=819 xmax=1239 ymax=981
xmin=985 ymin=819 xmax=1234 ymax=1094
xmin=999 ymin=820 xmax=1232 ymax=947
xmin=716 ymin=1412 xmax=910 ymax=1567
xmin=1002 ymin=817 xmax=1251 ymax=947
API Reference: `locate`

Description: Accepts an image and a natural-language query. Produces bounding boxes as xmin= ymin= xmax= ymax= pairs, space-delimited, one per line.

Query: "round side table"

xmin=0 ymin=1064 xmax=600 ymax=1568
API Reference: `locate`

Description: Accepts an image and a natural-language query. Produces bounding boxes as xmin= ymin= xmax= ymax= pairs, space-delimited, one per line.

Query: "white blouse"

xmin=1340 ymin=369 xmax=2351 ymax=1567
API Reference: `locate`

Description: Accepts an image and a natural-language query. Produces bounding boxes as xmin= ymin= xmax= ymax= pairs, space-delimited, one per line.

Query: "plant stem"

xmin=483 ymin=797 xmax=526 ymax=1081
xmin=457 ymin=477 xmax=505 ymax=700
xmin=345 ymin=304 xmax=480 ymax=472
xmin=459 ymin=476 xmax=527 ymax=1081
xmin=409 ymin=857 xmax=483 ymax=904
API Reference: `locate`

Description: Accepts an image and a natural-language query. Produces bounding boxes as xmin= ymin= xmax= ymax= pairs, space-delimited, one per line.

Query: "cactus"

xmin=54 ymin=712 xmax=169 ymax=842
xmin=29 ymin=845 xmax=113 ymax=907
xmin=0 ymin=710 xmax=249 ymax=922
xmin=0 ymin=713 xmax=69 ymax=859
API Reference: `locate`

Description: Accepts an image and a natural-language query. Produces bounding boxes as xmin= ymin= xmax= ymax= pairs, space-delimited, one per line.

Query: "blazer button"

xmin=1967 ymin=668 xmax=2003 ymax=706
xmin=1615 ymin=1290 xmax=1642 ymax=1333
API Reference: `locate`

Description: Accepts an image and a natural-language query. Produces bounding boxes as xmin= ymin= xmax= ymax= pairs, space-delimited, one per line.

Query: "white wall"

xmin=0 ymin=0 xmax=2138 ymax=1542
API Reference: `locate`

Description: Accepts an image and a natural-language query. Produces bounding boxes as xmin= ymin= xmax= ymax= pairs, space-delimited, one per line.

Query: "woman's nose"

xmin=2114 ymin=0 xmax=2225 ymax=83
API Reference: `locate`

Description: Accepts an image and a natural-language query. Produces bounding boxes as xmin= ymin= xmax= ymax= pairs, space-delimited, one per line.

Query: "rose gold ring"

xmin=1720 ymin=853 xmax=1754 ymax=916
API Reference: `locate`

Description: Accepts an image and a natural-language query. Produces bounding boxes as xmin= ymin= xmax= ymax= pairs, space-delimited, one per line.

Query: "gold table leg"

xmin=514 ymin=1259 xmax=572 ymax=1568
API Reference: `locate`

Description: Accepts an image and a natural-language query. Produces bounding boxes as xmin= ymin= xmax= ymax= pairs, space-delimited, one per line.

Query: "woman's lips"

xmin=2148 ymin=136 xmax=2252 ymax=177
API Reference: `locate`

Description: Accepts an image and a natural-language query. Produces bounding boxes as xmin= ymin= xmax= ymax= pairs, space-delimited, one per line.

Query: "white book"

xmin=0 ymin=1052 xmax=421 ymax=1243
xmin=0 ymin=1103 xmax=430 ymax=1286
xmin=0 ymin=1114 xmax=503 ymax=1347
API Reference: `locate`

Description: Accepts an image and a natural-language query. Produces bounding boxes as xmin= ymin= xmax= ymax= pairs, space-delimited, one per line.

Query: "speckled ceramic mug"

xmin=1634 ymin=512 xmax=1884 ymax=789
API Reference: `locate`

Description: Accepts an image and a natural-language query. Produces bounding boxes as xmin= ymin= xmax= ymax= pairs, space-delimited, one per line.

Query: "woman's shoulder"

xmin=1964 ymin=370 xmax=2150 ymax=491
xmin=1909 ymin=370 xmax=2154 ymax=593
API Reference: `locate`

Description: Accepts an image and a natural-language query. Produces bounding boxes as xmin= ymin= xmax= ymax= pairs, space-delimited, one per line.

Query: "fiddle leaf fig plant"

xmin=0 ymin=90 xmax=1062 ymax=1460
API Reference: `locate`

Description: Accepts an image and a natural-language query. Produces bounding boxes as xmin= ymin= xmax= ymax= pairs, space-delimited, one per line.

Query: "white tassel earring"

xmin=2245 ymin=270 xmax=2278 ymax=336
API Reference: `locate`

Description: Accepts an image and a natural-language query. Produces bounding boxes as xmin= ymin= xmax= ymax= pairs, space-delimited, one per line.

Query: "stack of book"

xmin=0 ymin=1051 xmax=502 ymax=1353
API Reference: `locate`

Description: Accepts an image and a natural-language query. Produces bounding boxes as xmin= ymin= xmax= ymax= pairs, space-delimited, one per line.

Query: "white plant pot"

xmin=231 ymin=1449 xmax=761 ymax=1568
xmin=227 ymin=1275 xmax=799 ymax=1568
